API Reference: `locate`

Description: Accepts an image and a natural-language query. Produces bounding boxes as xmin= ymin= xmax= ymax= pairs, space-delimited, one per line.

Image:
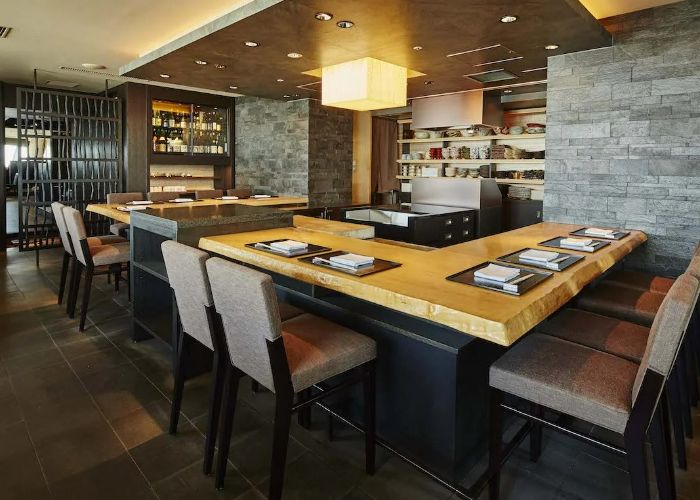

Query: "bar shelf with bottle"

xmin=151 ymin=100 xmax=229 ymax=157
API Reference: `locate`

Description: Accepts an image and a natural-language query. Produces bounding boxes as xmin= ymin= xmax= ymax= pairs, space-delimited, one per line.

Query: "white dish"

xmin=270 ymin=240 xmax=308 ymax=252
xmin=519 ymin=249 xmax=559 ymax=263
xmin=127 ymin=200 xmax=153 ymax=205
xmin=560 ymin=238 xmax=592 ymax=247
xmin=329 ymin=253 xmax=374 ymax=268
xmin=250 ymin=194 xmax=272 ymax=199
xmin=171 ymin=198 xmax=194 ymax=203
xmin=474 ymin=264 xmax=520 ymax=283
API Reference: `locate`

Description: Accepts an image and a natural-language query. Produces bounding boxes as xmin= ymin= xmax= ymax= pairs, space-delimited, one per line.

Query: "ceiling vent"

xmin=0 ymin=26 xmax=12 ymax=38
xmin=464 ymin=69 xmax=518 ymax=84
xmin=45 ymin=80 xmax=80 ymax=89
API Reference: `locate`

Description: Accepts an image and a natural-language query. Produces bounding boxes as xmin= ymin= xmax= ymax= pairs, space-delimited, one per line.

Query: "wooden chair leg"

xmin=530 ymin=403 xmax=543 ymax=462
xmin=169 ymin=332 xmax=188 ymax=435
xmin=114 ymin=269 xmax=120 ymax=292
xmin=677 ymin=354 xmax=694 ymax=438
xmin=660 ymin=393 xmax=676 ymax=499
xmin=268 ymin=392 xmax=294 ymax=500
xmin=668 ymin=369 xmax=688 ymax=469
xmin=624 ymin=431 xmax=650 ymax=500
xmin=57 ymin=251 xmax=70 ymax=305
xmin=251 ymin=379 xmax=260 ymax=393
xmin=297 ymin=389 xmax=311 ymax=429
xmin=203 ymin=350 xmax=227 ymax=475
xmin=649 ymin=409 xmax=674 ymax=500
xmin=215 ymin=366 xmax=241 ymax=490
xmin=489 ymin=389 xmax=504 ymax=500
xmin=78 ymin=267 xmax=93 ymax=332
xmin=327 ymin=413 xmax=334 ymax=442
xmin=68 ymin=263 xmax=83 ymax=319
xmin=364 ymin=361 xmax=376 ymax=475
xmin=65 ymin=257 xmax=77 ymax=314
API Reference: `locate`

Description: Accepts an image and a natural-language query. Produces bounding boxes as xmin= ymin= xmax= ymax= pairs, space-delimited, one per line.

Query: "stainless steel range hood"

xmin=411 ymin=91 xmax=503 ymax=129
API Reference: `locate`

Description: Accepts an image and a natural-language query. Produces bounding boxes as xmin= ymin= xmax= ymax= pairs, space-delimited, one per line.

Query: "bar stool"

xmin=537 ymin=308 xmax=693 ymax=469
xmin=106 ymin=192 xmax=144 ymax=237
xmin=51 ymin=202 xmax=125 ymax=306
xmin=205 ymin=257 xmax=377 ymax=499
xmin=148 ymin=191 xmax=185 ymax=202
xmin=63 ymin=207 xmax=131 ymax=331
xmin=226 ymin=188 xmax=252 ymax=199
xmin=489 ymin=273 xmax=699 ymax=500
xmin=161 ymin=241 xmax=303 ymax=475
xmin=195 ymin=189 xmax=223 ymax=199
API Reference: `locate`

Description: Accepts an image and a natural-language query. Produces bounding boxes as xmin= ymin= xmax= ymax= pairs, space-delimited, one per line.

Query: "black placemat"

xmin=245 ymin=239 xmax=330 ymax=258
xmin=497 ymin=248 xmax=584 ymax=272
xmin=299 ymin=250 xmax=401 ymax=277
xmin=446 ymin=261 xmax=552 ymax=296
xmin=538 ymin=236 xmax=611 ymax=253
xmin=569 ymin=227 xmax=630 ymax=240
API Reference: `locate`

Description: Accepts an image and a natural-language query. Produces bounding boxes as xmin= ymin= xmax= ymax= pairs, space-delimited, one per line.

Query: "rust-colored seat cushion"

xmin=605 ymin=270 xmax=675 ymax=295
xmin=538 ymin=308 xmax=649 ymax=363
xmin=576 ymin=283 xmax=665 ymax=327
xmin=90 ymin=242 xmax=130 ymax=266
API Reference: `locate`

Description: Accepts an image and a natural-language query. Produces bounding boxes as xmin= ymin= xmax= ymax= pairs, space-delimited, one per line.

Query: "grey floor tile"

xmin=0 ymin=421 xmax=51 ymax=500
xmin=2 ymin=346 xmax=66 ymax=376
xmin=68 ymin=345 xmax=131 ymax=376
xmin=357 ymin=454 xmax=453 ymax=500
xmin=153 ymin=459 xmax=251 ymax=499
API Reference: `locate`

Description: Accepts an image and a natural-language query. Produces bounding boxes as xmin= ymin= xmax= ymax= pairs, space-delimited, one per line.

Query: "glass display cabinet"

xmin=151 ymin=100 xmax=229 ymax=156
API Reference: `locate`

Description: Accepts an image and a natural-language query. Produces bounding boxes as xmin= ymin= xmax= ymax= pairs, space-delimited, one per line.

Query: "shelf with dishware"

xmin=396 ymin=159 xmax=544 ymax=164
xmin=397 ymin=133 xmax=545 ymax=144
xmin=396 ymin=175 xmax=544 ymax=185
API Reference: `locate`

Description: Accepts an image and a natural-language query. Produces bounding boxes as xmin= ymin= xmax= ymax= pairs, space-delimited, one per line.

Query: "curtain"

xmin=371 ymin=117 xmax=398 ymax=194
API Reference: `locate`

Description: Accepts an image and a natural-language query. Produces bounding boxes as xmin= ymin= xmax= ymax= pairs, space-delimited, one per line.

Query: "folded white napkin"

xmin=117 ymin=205 xmax=148 ymax=212
xmin=330 ymin=253 xmax=375 ymax=268
xmin=220 ymin=196 xmax=239 ymax=200
xmin=128 ymin=200 xmax=153 ymax=205
xmin=474 ymin=264 xmax=520 ymax=283
xmin=251 ymin=194 xmax=272 ymax=199
xmin=560 ymin=237 xmax=592 ymax=247
xmin=171 ymin=198 xmax=194 ymax=203
xmin=519 ymin=249 xmax=559 ymax=262
xmin=584 ymin=227 xmax=614 ymax=236
xmin=269 ymin=240 xmax=308 ymax=252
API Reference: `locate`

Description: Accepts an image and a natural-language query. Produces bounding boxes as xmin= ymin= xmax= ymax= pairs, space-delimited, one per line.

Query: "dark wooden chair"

xmin=195 ymin=189 xmax=224 ymax=199
xmin=106 ymin=192 xmax=144 ymax=237
xmin=226 ymin=188 xmax=252 ymax=199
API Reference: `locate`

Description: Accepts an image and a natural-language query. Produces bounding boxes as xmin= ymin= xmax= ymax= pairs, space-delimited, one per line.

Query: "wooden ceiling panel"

xmin=123 ymin=0 xmax=611 ymax=101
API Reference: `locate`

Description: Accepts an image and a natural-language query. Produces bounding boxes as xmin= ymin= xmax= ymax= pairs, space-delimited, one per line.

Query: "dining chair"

xmin=206 ymin=257 xmax=377 ymax=499
xmin=106 ymin=192 xmax=144 ymax=237
xmin=195 ymin=189 xmax=223 ymax=199
xmin=148 ymin=191 xmax=185 ymax=202
xmin=226 ymin=188 xmax=252 ymax=199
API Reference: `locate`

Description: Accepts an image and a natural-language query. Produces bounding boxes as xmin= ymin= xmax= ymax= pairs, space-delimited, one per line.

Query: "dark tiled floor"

xmin=1 ymin=247 xmax=699 ymax=499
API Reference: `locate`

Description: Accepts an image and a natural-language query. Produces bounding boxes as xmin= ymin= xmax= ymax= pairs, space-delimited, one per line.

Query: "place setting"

xmin=568 ymin=226 xmax=629 ymax=240
xmin=538 ymin=235 xmax=611 ymax=253
xmin=497 ymin=247 xmax=584 ymax=272
xmin=246 ymin=239 xmax=330 ymax=257
xmin=300 ymin=250 xmax=401 ymax=277
xmin=447 ymin=261 xmax=552 ymax=295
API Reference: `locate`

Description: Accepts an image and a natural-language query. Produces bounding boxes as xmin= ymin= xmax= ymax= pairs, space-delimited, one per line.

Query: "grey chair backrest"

xmin=632 ymin=273 xmax=700 ymax=402
xmin=206 ymin=257 xmax=283 ymax=392
xmin=148 ymin=191 xmax=183 ymax=202
xmin=195 ymin=189 xmax=223 ymax=200
xmin=51 ymin=202 xmax=72 ymax=254
xmin=226 ymin=188 xmax=252 ymax=199
xmin=63 ymin=207 xmax=90 ymax=266
xmin=107 ymin=192 xmax=144 ymax=204
xmin=161 ymin=241 xmax=215 ymax=350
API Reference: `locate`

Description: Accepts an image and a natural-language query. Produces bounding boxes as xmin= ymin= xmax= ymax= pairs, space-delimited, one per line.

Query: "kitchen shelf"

xmin=150 ymin=176 xmax=218 ymax=180
xmin=397 ymin=159 xmax=544 ymax=164
xmin=396 ymin=175 xmax=544 ymax=185
xmin=397 ymin=133 xmax=545 ymax=144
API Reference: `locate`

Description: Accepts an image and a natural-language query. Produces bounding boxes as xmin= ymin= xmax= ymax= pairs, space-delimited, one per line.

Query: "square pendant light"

xmin=321 ymin=57 xmax=408 ymax=111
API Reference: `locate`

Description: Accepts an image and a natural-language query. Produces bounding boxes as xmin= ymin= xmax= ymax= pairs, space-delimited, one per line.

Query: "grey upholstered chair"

xmin=226 ymin=188 xmax=252 ymax=199
xmin=205 ymin=257 xmax=377 ymax=498
xmin=147 ymin=191 xmax=185 ymax=202
xmin=51 ymin=202 xmax=125 ymax=306
xmin=195 ymin=189 xmax=224 ymax=199
xmin=488 ymin=273 xmax=700 ymax=500
xmin=106 ymin=192 xmax=144 ymax=237
xmin=63 ymin=206 xmax=131 ymax=330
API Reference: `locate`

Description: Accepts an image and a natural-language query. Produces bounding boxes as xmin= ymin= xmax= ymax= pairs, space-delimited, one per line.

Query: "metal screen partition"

xmin=16 ymin=88 xmax=122 ymax=260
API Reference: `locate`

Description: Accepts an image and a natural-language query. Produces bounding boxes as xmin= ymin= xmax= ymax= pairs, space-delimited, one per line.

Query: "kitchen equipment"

xmin=414 ymin=130 xmax=430 ymax=139
xmin=429 ymin=130 xmax=443 ymax=139
xmin=509 ymin=126 xmax=524 ymax=135
xmin=445 ymin=167 xmax=457 ymax=177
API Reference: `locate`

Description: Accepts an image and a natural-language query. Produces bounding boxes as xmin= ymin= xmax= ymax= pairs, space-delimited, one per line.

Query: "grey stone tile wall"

xmin=544 ymin=1 xmax=700 ymax=274
xmin=235 ymin=97 xmax=353 ymax=207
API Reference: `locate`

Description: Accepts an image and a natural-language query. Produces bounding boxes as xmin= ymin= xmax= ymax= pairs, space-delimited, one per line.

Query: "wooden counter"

xmin=86 ymin=201 xmax=376 ymax=239
xmin=199 ymin=222 xmax=646 ymax=346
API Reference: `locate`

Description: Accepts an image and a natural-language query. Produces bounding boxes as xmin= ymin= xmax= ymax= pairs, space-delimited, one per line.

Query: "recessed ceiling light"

xmin=276 ymin=78 xmax=284 ymax=82
xmin=229 ymin=85 xmax=238 ymax=90
xmin=500 ymin=15 xmax=518 ymax=23
xmin=244 ymin=41 xmax=259 ymax=47
xmin=287 ymin=52 xmax=303 ymax=59
xmin=214 ymin=63 xmax=226 ymax=69
xmin=424 ymin=80 xmax=433 ymax=85
xmin=283 ymin=94 xmax=291 ymax=98
xmin=315 ymin=12 xmax=333 ymax=21
xmin=545 ymin=44 xmax=559 ymax=50
xmin=413 ymin=46 xmax=423 ymax=51
xmin=159 ymin=74 xmax=170 ymax=79
xmin=336 ymin=20 xmax=354 ymax=29
xmin=293 ymin=94 xmax=300 ymax=97
xmin=81 ymin=63 xmax=106 ymax=70
xmin=503 ymin=89 xmax=513 ymax=93
xmin=194 ymin=59 xmax=208 ymax=65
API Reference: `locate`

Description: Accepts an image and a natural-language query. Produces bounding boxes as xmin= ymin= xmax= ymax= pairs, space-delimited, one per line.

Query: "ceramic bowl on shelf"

xmin=414 ymin=130 xmax=430 ymax=139
xmin=444 ymin=166 xmax=457 ymax=177
xmin=509 ymin=126 xmax=524 ymax=135
xmin=429 ymin=130 xmax=443 ymax=138
xmin=461 ymin=127 xmax=477 ymax=137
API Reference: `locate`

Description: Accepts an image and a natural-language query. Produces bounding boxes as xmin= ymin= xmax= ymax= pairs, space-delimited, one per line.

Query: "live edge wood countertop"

xmin=199 ymin=223 xmax=647 ymax=347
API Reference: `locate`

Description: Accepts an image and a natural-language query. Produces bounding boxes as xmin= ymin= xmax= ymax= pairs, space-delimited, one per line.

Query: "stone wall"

xmin=544 ymin=1 xmax=700 ymax=275
xmin=234 ymin=97 xmax=309 ymax=196
xmin=234 ymin=97 xmax=353 ymax=206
